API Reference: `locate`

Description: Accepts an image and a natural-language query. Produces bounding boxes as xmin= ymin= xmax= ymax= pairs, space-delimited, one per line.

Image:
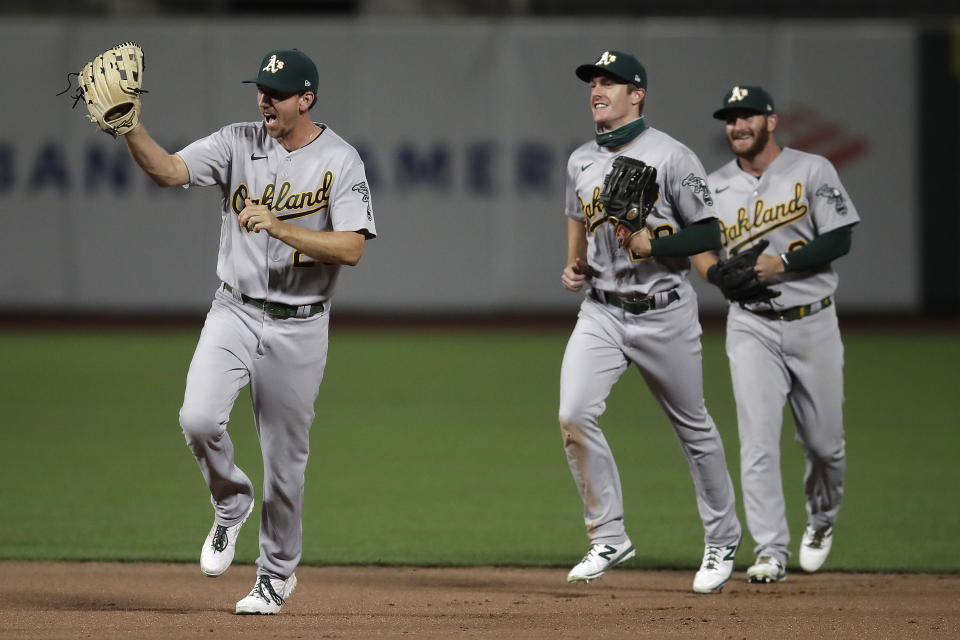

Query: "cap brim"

xmin=242 ymin=76 xmax=306 ymax=94
xmin=712 ymin=106 xmax=768 ymax=120
xmin=242 ymin=76 xmax=286 ymax=89
xmin=575 ymin=64 xmax=628 ymax=83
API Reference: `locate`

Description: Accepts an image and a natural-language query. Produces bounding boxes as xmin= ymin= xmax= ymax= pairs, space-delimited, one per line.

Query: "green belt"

xmin=590 ymin=288 xmax=680 ymax=314
xmin=222 ymin=283 xmax=325 ymax=319
xmin=747 ymin=297 xmax=832 ymax=321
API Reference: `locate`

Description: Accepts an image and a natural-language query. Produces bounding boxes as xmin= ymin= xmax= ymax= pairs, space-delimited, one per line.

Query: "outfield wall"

xmin=0 ymin=18 xmax=915 ymax=314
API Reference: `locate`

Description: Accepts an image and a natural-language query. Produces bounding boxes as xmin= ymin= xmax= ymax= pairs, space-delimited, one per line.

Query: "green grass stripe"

xmin=0 ymin=327 xmax=957 ymax=572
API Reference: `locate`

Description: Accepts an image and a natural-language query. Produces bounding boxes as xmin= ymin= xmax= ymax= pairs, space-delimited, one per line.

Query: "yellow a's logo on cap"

xmin=263 ymin=55 xmax=285 ymax=74
xmin=729 ymin=86 xmax=748 ymax=102
xmin=597 ymin=51 xmax=617 ymax=65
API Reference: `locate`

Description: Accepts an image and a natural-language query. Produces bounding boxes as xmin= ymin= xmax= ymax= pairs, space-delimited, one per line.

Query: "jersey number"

xmin=629 ymin=224 xmax=674 ymax=261
xmin=293 ymin=251 xmax=318 ymax=268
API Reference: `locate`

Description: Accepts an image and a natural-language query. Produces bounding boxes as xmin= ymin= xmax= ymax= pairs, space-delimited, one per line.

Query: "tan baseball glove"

xmin=75 ymin=42 xmax=146 ymax=137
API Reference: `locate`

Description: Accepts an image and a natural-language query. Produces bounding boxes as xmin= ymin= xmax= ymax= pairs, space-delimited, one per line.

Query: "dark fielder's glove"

xmin=708 ymin=239 xmax=782 ymax=304
xmin=73 ymin=42 xmax=146 ymax=137
xmin=598 ymin=156 xmax=659 ymax=246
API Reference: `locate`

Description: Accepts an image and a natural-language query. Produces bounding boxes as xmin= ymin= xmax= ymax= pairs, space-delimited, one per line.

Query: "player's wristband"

xmin=779 ymin=253 xmax=790 ymax=271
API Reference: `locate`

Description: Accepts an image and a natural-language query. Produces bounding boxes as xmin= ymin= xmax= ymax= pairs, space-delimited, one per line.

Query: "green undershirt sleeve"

xmin=781 ymin=224 xmax=854 ymax=272
xmin=649 ymin=218 xmax=722 ymax=257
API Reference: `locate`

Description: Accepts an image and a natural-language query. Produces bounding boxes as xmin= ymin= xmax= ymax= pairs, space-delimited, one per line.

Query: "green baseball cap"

xmin=713 ymin=85 xmax=775 ymax=119
xmin=576 ymin=50 xmax=647 ymax=89
xmin=243 ymin=48 xmax=318 ymax=94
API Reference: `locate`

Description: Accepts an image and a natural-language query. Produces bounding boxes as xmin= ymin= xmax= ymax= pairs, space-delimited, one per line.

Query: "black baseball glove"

xmin=707 ymin=239 xmax=782 ymax=304
xmin=598 ymin=156 xmax=659 ymax=246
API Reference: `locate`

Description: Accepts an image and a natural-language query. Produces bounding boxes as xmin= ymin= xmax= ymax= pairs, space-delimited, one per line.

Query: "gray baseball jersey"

xmin=708 ymin=146 xmax=857 ymax=565
xmin=178 ymin=121 xmax=376 ymax=306
xmin=565 ymin=127 xmax=716 ymax=295
xmin=709 ymin=147 xmax=858 ymax=307
xmin=176 ymin=120 xmax=375 ymax=581
xmin=559 ymin=126 xmax=741 ymax=554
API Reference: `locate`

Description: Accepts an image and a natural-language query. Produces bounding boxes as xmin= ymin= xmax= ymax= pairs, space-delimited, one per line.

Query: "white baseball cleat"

xmin=692 ymin=539 xmax=739 ymax=593
xmin=746 ymin=555 xmax=787 ymax=583
xmin=200 ymin=499 xmax=255 ymax=577
xmin=566 ymin=539 xmax=636 ymax=583
xmin=235 ymin=573 xmax=297 ymax=615
xmin=799 ymin=525 xmax=833 ymax=572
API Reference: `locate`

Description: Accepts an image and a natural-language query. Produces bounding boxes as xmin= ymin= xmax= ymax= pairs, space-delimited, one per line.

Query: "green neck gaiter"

xmin=596 ymin=116 xmax=648 ymax=149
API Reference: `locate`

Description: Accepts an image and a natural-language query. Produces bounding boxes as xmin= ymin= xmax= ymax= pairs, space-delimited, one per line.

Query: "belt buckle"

xmin=263 ymin=301 xmax=285 ymax=318
xmin=618 ymin=292 xmax=648 ymax=304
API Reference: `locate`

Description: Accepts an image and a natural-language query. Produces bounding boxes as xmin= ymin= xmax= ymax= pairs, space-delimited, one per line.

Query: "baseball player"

xmin=559 ymin=50 xmax=742 ymax=594
xmin=692 ymin=85 xmax=858 ymax=583
xmin=118 ymin=48 xmax=376 ymax=613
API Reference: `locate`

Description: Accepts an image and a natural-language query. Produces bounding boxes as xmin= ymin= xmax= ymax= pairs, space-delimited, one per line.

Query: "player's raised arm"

xmin=62 ymin=43 xmax=189 ymax=188
xmin=124 ymin=124 xmax=190 ymax=187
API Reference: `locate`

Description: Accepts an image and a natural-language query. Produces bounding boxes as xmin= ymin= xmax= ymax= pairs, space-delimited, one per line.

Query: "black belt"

xmin=222 ymin=283 xmax=324 ymax=319
xmin=746 ymin=297 xmax=832 ymax=321
xmin=589 ymin=288 xmax=680 ymax=314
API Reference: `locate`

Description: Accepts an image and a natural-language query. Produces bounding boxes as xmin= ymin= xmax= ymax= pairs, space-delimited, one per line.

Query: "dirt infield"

xmin=1 ymin=562 xmax=957 ymax=639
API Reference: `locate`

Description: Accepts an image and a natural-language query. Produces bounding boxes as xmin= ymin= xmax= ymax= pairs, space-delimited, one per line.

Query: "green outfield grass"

xmin=1 ymin=323 xmax=957 ymax=572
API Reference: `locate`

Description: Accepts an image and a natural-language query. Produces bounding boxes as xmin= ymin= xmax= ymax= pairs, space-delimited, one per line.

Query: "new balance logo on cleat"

xmin=567 ymin=539 xmax=636 ymax=583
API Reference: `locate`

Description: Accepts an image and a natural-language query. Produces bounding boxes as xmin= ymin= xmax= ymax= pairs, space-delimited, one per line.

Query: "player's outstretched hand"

xmin=239 ymin=198 xmax=281 ymax=235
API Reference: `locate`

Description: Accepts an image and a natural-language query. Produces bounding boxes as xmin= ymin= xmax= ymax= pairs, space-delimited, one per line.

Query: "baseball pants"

xmin=559 ymin=281 xmax=741 ymax=548
xmin=726 ymin=303 xmax=846 ymax=562
xmin=179 ymin=287 xmax=329 ymax=579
